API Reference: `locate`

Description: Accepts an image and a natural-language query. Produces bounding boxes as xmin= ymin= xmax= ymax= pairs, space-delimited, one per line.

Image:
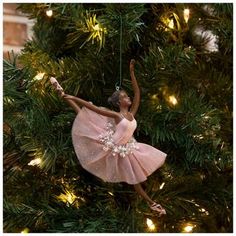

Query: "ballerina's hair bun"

xmin=108 ymin=90 xmax=121 ymax=108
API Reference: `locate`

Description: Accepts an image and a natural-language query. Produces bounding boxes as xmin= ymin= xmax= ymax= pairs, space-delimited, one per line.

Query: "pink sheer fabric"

xmin=72 ymin=107 xmax=167 ymax=184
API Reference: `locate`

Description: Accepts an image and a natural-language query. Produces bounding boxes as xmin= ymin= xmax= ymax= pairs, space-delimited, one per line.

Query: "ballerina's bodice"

xmin=113 ymin=117 xmax=137 ymax=144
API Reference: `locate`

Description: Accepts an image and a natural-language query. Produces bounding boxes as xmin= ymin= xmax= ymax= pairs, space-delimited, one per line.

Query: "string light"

xmin=146 ymin=218 xmax=156 ymax=231
xmin=28 ymin=158 xmax=42 ymax=166
xmin=21 ymin=228 xmax=29 ymax=234
xmin=168 ymin=19 xmax=174 ymax=29
xmin=182 ymin=223 xmax=195 ymax=233
xmin=108 ymin=192 xmax=114 ymax=196
xmin=168 ymin=95 xmax=178 ymax=105
xmin=199 ymin=208 xmax=209 ymax=215
xmin=203 ymin=115 xmax=210 ymax=119
xmin=193 ymin=134 xmax=204 ymax=140
xmin=46 ymin=9 xmax=53 ymax=17
xmin=151 ymin=94 xmax=158 ymax=100
xmin=159 ymin=182 xmax=165 ymax=189
xmin=33 ymin=72 xmax=45 ymax=81
xmin=183 ymin=9 xmax=190 ymax=23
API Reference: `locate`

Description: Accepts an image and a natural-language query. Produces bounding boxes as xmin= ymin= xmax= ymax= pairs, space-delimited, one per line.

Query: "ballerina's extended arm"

xmin=63 ymin=94 xmax=119 ymax=119
xmin=129 ymin=59 xmax=140 ymax=116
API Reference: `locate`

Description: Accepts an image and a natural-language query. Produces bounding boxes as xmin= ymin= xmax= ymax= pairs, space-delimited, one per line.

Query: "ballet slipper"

xmin=50 ymin=77 xmax=64 ymax=96
xmin=149 ymin=202 xmax=166 ymax=216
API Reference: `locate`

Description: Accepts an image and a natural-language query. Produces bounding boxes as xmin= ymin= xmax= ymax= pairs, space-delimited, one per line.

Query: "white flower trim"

xmin=98 ymin=122 xmax=139 ymax=158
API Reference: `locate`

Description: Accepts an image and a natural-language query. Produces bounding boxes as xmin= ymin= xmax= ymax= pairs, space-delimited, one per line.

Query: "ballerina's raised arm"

xmin=129 ymin=59 xmax=140 ymax=116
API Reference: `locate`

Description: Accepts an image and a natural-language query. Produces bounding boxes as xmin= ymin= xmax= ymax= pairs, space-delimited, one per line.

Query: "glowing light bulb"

xmin=33 ymin=72 xmax=45 ymax=81
xmin=168 ymin=19 xmax=174 ymax=29
xmin=108 ymin=191 xmax=114 ymax=196
xmin=183 ymin=223 xmax=195 ymax=233
xmin=46 ymin=9 xmax=53 ymax=17
xmin=146 ymin=218 xmax=156 ymax=231
xmin=159 ymin=182 xmax=165 ymax=189
xmin=193 ymin=134 xmax=204 ymax=140
xmin=21 ymin=228 xmax=29 ymax=234
xmin=184 ymin=9 xmax=190 ymax=23
xmin=151 ymin=94 xmax=158 ymax=100
xmin=28 ymin=158 xmax=42 ymax=166
xmin=199 ymin=208 xmax=209 ymax=215
xmin=168 ymin=95 xmax=178 ymax=105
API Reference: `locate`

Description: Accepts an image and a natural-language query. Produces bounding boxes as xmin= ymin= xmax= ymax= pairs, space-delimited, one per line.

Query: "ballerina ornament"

xmin=50 ymin=59 xmax=167 ymax=216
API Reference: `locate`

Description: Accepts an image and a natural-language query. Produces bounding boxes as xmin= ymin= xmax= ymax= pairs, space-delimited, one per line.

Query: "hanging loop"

xmin=118 ymin=14 xmax=123 ymax=89
xmin=115 ymin=13 xmax=123 ymax=91
xmin=115 ymin=84 xmax=120 ymax=91
xmin=114 ymin=12 xmax=123 ymax=91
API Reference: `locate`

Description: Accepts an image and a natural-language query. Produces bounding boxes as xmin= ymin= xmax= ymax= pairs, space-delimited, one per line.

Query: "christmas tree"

xmin=3 ymin=3 xmax=232 ymax=233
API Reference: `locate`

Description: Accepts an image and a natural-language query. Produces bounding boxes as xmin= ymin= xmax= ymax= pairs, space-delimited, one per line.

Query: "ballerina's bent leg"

xmin=133 ymin=183 xmax=166 ymax=215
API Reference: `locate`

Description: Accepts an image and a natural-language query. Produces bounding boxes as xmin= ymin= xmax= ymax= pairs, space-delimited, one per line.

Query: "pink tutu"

xmin=72 ymin=107 xmax=167 ymax=184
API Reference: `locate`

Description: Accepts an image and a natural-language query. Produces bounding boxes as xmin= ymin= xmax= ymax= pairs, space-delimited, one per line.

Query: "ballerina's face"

xmin=119 ymin=91 xmax=132 ymax=107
